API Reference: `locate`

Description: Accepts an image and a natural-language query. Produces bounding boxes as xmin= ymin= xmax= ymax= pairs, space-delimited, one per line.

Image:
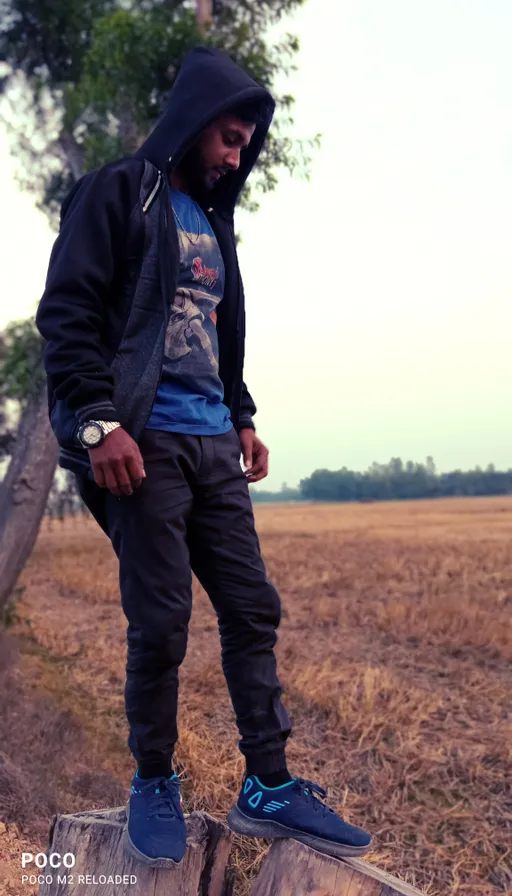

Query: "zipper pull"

xmin=142 ymin=170 xmax=162 ymax=214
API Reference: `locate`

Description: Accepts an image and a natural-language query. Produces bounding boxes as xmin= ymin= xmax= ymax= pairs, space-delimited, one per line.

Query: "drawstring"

xmin=158 ymin=173 xmax=172 ymax=324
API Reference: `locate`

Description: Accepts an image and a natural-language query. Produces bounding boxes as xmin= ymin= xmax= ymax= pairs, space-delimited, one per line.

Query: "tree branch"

xmin=59 ymin=129 xmax=84 ymax=181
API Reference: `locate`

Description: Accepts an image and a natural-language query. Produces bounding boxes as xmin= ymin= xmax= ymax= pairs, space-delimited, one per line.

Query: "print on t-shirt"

xmin=165 ymin=285 xmax=218 ymax=366
xmin=164 ymin=232 xmax=220 ymax=366
xmin=145 ymin=189 xmax=232 ymax=436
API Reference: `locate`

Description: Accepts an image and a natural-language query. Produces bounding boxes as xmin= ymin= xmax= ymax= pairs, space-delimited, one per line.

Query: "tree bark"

xmin=59 ymin=131 xmax=85 ymax=182
xmin=38 ymin=806 xmax=233 ymax=896
xmin=196 ymin=0 xmax=213 ymax=34
xmin=0 ymin=132 xmax=83 ymax=615
xmin=33 ymin=802 xmax=431 ymax=896
xmin=0 ymin=386 xmax=59 ymax=612
xmin=251 ymin=839 xmax=427 ymax=896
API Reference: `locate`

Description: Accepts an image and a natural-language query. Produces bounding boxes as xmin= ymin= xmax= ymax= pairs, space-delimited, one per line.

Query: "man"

xmin=36 ymin=46 xmax=371 ymax=868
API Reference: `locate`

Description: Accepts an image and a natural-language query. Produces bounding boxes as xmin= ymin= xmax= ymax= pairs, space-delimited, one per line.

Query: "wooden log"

xmin=251 ymin=838 xmax=427 ymax=896
xmin=38 ymin=806 xmax=233 ymax=896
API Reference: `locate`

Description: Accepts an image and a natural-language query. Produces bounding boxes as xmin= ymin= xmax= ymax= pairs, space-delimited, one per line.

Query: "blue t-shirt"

xmin=145 ymin=189 xmax=232 ymax=435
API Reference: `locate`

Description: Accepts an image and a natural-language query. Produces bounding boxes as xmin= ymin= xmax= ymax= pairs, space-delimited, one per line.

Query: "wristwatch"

xmin=76 ymin=419 xmax=121 ymax=449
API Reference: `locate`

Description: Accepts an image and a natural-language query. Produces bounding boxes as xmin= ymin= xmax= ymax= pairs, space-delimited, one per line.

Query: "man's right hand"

xmin=88 ymin=428 xmax=146 ymax=496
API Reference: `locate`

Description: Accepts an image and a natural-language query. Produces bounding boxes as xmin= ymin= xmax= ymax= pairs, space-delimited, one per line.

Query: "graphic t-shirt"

xmin=145 ymin=189 xmax=232 ymax=435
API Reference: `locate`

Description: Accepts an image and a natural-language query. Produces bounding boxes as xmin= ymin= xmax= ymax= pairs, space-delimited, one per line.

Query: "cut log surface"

xmin=251 ymin=839 xmax=428 ymax=896
xmin=38 ymin=806 xmax=233 ymax=896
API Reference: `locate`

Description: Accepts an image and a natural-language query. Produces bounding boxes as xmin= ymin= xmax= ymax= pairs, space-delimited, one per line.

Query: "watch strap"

xmin=94 ymin=420 xmax=122 ymax=436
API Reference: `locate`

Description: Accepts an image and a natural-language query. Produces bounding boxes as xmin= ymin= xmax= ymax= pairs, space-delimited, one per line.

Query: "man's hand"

xmin=239 ymin=428 xmax=269 ymax=483
xmin=88 ymin=428 xmax=146 ymax=497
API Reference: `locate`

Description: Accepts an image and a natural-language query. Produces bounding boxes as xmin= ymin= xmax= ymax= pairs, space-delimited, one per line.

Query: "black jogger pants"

xmin=76 ymin=426 xmax=291 ymax=778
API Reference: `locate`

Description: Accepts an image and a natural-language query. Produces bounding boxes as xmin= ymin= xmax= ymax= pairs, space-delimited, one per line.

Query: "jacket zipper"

xmin=224 ymin=216 xmax=244 ymax=426
xmin=142 ymin=170 xmax=162 ymax=213
xmin=58 ymin=165 xmax=165 ymax=460
xmin=137 ymin=170 xmax=179 ymax=437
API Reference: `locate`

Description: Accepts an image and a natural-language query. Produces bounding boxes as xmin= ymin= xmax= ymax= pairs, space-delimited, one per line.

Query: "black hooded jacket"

xmin=35 ymin=46 xmax=275 ymax=477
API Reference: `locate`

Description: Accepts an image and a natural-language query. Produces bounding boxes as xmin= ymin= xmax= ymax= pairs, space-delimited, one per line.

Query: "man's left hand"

xmin=239 ymin=428 xmax=269 ymax=483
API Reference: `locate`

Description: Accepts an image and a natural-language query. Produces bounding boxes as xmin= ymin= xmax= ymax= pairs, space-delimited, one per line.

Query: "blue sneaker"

xmin=227 ymin=776 xmax=372 ymax=859
xmin=122 ymin=770 xmax=187 ymax=867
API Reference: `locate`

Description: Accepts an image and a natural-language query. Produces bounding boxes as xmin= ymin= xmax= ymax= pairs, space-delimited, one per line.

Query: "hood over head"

xmin=134 ymin=45 xmax=275 ymax=214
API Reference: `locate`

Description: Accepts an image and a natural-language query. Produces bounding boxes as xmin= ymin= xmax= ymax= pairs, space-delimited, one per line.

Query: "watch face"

xmin=82 ymin=422 xmax=102 ymax=446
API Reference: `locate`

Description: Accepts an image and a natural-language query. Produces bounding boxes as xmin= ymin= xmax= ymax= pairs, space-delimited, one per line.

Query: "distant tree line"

xmin=36 ymin=456 xmax=512 ymax=518
xmin=250 ymin=457 xmax=512 ymax=503
xmin=250 ymin=483 xmax=303 ymax=503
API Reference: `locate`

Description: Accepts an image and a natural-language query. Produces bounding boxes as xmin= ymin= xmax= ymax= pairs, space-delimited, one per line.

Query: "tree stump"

xmin=251 ymin=839 xmax=427 ymax=896
xmin=37 ymin=806 xmax=233 ymax=896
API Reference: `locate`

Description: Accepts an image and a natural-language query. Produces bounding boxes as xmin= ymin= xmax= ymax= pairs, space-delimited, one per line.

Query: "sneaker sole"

xmin=226 ymin=806 xmax=372 ymax=859
xmin=122 ymin=802 xmax=185 ymax=868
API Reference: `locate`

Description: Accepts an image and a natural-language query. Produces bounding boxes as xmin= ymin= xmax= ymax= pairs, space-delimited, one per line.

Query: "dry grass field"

xmin=0 ymin=496 xmax=511 ymax=895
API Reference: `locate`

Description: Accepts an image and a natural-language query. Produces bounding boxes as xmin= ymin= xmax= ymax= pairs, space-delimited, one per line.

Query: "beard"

xmin=177 ymin=145 xmax=214 ymax=207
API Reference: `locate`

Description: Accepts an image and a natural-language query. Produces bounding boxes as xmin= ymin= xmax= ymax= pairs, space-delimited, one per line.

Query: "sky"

xmin=1 ymin=0 xmax=511 ymax=490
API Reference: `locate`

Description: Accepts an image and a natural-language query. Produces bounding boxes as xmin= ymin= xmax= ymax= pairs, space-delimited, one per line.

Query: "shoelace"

xmin=136 ymin=775 xmax=182 ymax=820
xmin=293 ymin=778 xmax=337 ymax=817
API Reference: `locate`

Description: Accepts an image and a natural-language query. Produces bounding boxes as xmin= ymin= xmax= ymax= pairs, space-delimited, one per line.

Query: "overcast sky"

xmin=1 ymin=0 xmax=511 ymax=490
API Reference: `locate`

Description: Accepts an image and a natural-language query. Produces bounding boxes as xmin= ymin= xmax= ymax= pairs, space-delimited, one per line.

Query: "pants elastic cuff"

xmin=137 ymin=759 xmax=173 ymax=779
xmin=245 ymin=751 xmax=288 ymax=776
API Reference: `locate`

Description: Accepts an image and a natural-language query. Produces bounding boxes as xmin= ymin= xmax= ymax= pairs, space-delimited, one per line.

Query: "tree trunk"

xmin=37 ymin=806 xmax=233 ymax=896
xmin=59 ymin=131 xmax=85 ymax=182
xmin=196 ymin=0 xmax=213 ymax=34
xmin=0 ymin=385 xmax=59 ymax=612
xmin=0 ymin=133 xmax=83 ymax=614
xmin=251 ymin=839 xmax=427 ymax=896
xmin=34 ymin=802 xmax=431 ymax=896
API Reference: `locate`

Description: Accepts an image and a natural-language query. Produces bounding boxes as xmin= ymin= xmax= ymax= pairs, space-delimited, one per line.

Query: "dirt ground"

xmin=0 ymin=497 xmax=511 ymax=895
